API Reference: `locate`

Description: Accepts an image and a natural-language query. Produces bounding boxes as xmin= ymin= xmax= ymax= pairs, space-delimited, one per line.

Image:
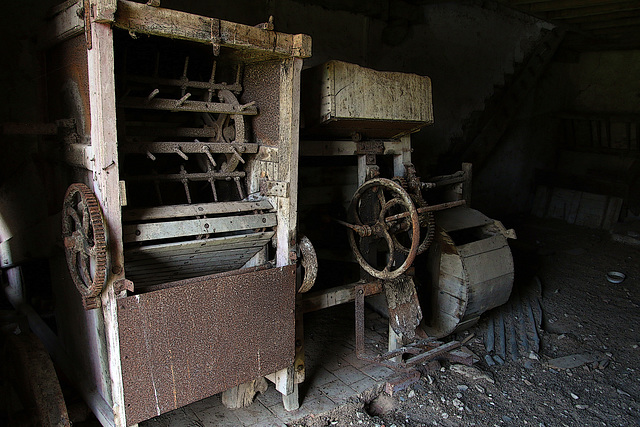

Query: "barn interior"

xmin=0 ymin=0 xmax=639 ymax=426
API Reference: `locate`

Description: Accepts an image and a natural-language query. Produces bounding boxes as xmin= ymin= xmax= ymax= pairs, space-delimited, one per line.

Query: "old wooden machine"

xmin=37 ymin=1 xmax=310 ymax=425
xmin=298 ymin=61 xmax=516 ymax=366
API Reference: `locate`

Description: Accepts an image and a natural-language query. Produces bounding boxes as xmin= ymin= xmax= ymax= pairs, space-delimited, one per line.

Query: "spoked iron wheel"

xmin=62 ymin=183 xmax=107 ymax=309
xmin=346 ymin=178 xmax=420 ymax=280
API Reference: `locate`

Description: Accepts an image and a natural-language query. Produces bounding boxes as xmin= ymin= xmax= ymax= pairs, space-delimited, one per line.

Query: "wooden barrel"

xmin=422 ymin=207 xmax=514 ymax=338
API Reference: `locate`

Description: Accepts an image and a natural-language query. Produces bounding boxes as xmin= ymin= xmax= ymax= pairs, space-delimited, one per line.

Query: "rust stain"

xmin=117 ymin=265 xmax=296 ymax=424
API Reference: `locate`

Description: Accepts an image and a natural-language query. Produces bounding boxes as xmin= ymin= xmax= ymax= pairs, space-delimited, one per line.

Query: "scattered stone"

xmin=484 ymin=354 xmax=496 ymax=366
xmin=457 ymin=385 xmax=469 ymax=392
xmin=442 ymin=412 xmax=449 ymax=419
xmin=598 ymin=359 xmax=610 ymax=369
xmin=456 ymin=393 xmax=463 ymax=399
xmin=503 ymin=415 xmax=513 ymax=422
xmin=493 ymin=355 xmax=505 ymax=365
xmin=452 ymin=398 xmax=464 ymax=411
xmin=528 ymin=351 xmax=540 ymax=360
xmin=576 ymin=405 xmax=589 ymax=410
xmin=548 ymin=353 xmax=600 ymax=369
xmin=475 ymin=385 xmax=485 ymax=393
xmin=408 ymin=390 xmax=415 ymax=399
xmin=617 ymin=389 xmax=631 ymax=397
xmin=570 ymin=393 xmax=579 ymax=400
xmin=523 ymin=379 xmax=533 ymax=386
xmin=367 ymin=394 xmax=396 ymax=416
xmin=450 ymin=364 xmax=495 ymax=384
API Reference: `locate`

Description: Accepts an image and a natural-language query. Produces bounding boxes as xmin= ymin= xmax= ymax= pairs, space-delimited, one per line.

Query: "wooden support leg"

xmin=266 ymin=365 xmax=298 ymax=411
xmin=294 ymin=307 xmax=305 ymax=384
xmin=221 ymin=378 xmax=268 ymax=409
xmin=282 ymin=382 xmax=299 ymax=412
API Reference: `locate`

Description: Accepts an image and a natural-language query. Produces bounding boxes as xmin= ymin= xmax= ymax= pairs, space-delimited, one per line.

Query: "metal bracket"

xmin=83 ymin=0 xmax=92 ymax=50
xmin=260 ymin=180 xmax=289 ymax=197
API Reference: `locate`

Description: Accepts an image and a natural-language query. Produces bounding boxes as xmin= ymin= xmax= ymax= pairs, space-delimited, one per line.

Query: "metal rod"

xmin=120 ymin=97 xmax=258 ymax=115
xmin=123 ymin=74 xmax=241 ymax=93
xmin=384 ymin=200 xmax=466 ymax=222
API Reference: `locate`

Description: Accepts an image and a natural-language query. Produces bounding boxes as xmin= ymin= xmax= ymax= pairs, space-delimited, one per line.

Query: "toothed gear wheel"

xmin=392 ymin=177 xmax=408 ymax=190
xmin=62 ymin=183 xmax=107 ymax=310
xmin=392 ymin=191 xmax=435 ymax=256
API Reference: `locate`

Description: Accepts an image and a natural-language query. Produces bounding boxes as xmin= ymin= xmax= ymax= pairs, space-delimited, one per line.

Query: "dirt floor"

xmin=292 ymin=219 xmax=640 ymax=427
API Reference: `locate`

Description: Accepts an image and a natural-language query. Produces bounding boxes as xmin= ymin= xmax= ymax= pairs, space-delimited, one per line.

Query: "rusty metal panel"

xmin=117 ymin=265 xmax=296 ymax=425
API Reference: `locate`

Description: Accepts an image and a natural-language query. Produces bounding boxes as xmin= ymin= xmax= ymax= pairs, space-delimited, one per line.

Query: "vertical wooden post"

xmin=388 ymin=134 xmax=413 ymax=360
xmin=87 ymin=21 xmax=127 ymax=427
xmin=274 ymin=57 xmax=303 ymax=411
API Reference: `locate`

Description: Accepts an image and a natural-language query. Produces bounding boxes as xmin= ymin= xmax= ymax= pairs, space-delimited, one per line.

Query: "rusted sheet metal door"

xmin=117 ymin=265 xmax=296 ymax=424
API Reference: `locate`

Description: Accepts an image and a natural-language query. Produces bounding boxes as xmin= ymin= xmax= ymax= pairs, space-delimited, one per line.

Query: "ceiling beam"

xmin=579 ymin=15 xmax=640 ymax=30
xmin=545 ymin=1 xmax=640 ymax=19
xmin=590 ymin=24 xmax=640 ymax=35
xmin=561 ymin=9 xmax=640 ymax=24
xmin=522 ymin=0 xmax=634 ymax=13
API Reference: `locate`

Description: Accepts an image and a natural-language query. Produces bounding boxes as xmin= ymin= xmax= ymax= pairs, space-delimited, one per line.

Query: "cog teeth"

xmin=63 ymin=183 xmax=108 ymax=309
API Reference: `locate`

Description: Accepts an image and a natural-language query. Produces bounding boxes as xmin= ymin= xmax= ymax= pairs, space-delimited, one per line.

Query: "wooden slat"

xmin=40 ymin=0 xmax=84 ymax=47
xmin=123 ymin=213 xmax=276 ymax=242
xmin=457 ymin=234 xmax=508 ymax=258
xmin=463 ymin=246 xmax=514 ymax=285
xmin=299 ymin=139 xmax=406 ymax=156
xmin=126 ymin=231 xmax=273 ymax=258
xmin=114 ymin=0 xmax=311 ymax=59
xmin=122 ymin=200 xmax=273 ymax=221
xmin=126 ymin=247 xmax=260 ymax=273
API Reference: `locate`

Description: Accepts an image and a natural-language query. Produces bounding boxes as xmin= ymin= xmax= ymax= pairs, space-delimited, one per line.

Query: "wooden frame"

xmin=39 ymin=1 xmax=310 ymax=425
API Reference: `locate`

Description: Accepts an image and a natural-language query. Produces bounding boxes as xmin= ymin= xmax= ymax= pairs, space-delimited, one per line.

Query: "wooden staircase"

xmin=442 ymin=28 xmax=566 ymax=173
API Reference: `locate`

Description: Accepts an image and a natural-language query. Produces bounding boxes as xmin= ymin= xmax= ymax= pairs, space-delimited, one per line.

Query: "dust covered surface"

xmin=292 ymin=219 xmax=640 ymax=426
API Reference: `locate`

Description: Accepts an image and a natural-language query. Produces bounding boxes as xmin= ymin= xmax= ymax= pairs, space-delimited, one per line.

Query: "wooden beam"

xmin=123 ymin=213 xmax=277 ymax=242
xmin=40 ymin=0 xmax=84 ymax=48
xmin=94 ymin=0 xmax=118 ymax=23
xmin=299 ymin=139 xmax=406 ymax=156
xmin=561 ymin=9 xmax=640 ymax=24
xmin=547 ymin=1 xmax=640 ymax=19
xmin=524 ymin=0 xmax=634 ymax=13
xmin=122 ymin=200 xmax=273 ymax=221
xmin=579 ymin=16 xmax=640 ymax=30
xmin=87 ymin=21 xmax=127 ymax=426
xmin=298 ymin=281 xmax=383 ymax=313
xmin=113 ymin=0 xmax=311 ymax=59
